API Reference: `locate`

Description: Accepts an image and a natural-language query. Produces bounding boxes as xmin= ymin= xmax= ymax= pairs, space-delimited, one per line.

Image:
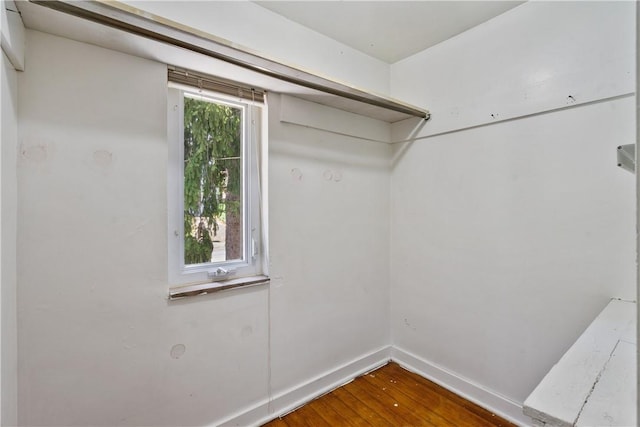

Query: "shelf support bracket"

xmin=617 ymin=144 xmax=635 ymax=174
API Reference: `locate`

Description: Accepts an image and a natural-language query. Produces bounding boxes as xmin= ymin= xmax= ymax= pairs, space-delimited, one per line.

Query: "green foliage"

xmin=183 ymin=95 xmax=242 ymax=265
xmin=184 ymin=221 xmax=213 ymax=265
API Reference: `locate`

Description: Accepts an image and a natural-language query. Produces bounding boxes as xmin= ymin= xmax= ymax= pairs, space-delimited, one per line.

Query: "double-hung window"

xmin=167 ymin=68 xmax=266 ymax=288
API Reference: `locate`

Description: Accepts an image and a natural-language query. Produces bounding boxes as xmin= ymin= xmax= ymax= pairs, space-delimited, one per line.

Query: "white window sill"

xmin=168 ymin=275 xmax=270 ymax=300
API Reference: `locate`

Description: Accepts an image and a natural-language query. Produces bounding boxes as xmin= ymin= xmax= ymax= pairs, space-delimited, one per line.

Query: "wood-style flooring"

xmin=263 ymin=362 xmax=516 ymax=427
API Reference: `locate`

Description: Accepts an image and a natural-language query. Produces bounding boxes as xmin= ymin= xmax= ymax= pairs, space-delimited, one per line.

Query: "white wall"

xmin=14 ymin=2 xmax=638 ymax=425
xmin=268 ymin=93 xmax=390 ymax=396
xmin=391 ymin=1 xmax=634 ymax=139
xmin=17 ymin=30 xmax=391 ymax=426
xmin=121 ymin=1 xmax=390 ymax=96
xmin=1 ymin=50 xmax=18 ymax=427
xmin=18 ymin=30 xmax=269 ymax=426
xmin=389 ymin=0 xmax=636 ymax=417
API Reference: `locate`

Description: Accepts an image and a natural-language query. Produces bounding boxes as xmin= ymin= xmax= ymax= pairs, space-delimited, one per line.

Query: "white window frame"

xmin=167 ymin=83 xmax=265 ymax=287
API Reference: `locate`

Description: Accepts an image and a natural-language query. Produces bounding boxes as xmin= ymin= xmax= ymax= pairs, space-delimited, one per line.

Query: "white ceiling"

xmin=255 ymin=1 xmax=524 ymax=63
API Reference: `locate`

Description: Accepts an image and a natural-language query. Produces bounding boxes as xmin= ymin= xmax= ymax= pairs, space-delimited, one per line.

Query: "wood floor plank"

xmin=316 ymin=391 xmax=373 ymax=426
xmin=385 ymin=364 xmax=514 ymax=427
xmin=305 ymin=393 xmax=365 ymax=427
xmin=298 ymin=403 xmax=338 ymax=427
xmin=340 ymin=385 xmax=416 ymax=427
xmin=347 ymin=374 xmax=432 ymax=426
xmin=262 ymin=362 xmax=517 ymax=427
xmin=370 ymin=365 xmax=496 ymax=427
xmin=331 ymin=385 xmax=394 ymax=426
xmin=362 ymin=369 xmax=464 ymax=427
xmin=280 ymin=404 xmax=331 ymax=427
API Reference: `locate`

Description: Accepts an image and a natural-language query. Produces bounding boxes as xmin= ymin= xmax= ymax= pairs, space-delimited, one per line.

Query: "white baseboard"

xmin=391 ymin=346 xmax=532 ymax=427
xmin=216 ymin=345 xmax=532 ymax=427
xmin=217 ymin=345 xmax=392 ymax=427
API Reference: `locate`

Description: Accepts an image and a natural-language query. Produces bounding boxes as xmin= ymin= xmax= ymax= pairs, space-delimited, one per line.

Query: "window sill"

xmin=168 ymin=275 xmax=270 ymax=300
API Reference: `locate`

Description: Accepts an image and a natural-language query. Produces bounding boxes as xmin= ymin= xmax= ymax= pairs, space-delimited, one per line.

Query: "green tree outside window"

xmin=183 ymin=96 xmax=243 ymax=265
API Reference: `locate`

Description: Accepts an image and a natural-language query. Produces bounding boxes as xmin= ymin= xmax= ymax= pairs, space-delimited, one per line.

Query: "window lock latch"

xmin=208 ymin=267 xmax=234 ymax=281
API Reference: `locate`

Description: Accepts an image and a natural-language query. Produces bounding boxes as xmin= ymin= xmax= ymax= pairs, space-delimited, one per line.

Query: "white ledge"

xmin=523 ymin=299 xmax=636 ymax=427
xmin=22 ymin=0 xmax=428 ymax=123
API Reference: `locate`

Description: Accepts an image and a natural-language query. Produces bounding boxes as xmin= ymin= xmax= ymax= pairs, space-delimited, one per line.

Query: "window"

xmin=167 ymin=73 xmax=265 ymax=287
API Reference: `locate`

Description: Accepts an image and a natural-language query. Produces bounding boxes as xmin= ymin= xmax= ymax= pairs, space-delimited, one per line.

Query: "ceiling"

xmin=254 ymin=1 xmax=524 ymax=63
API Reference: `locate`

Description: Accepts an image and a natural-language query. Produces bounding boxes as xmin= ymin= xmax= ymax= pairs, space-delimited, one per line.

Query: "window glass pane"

xmin=183 ymin=95 xmax=243 ymax=266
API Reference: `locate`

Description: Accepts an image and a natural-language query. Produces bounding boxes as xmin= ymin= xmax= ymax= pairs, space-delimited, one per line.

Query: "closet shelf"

xmin=23 ymin=0 xmax=429 ymax=123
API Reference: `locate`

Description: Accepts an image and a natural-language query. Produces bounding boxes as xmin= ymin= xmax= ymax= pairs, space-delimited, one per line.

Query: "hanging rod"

xmin=29 ymin=0 xmax=430 ymax=120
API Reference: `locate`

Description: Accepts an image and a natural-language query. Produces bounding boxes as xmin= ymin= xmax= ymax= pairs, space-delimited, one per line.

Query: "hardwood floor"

xmin=263 ymin=362 xmax=516 ymax=427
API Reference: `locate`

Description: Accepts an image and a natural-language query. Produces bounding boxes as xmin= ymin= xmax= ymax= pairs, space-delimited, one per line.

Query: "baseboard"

xmin=217 ymin=345 xmax=392 ymax=427
xmin=216 ymin=344 xmax=532 ymax=427
xmin=391 ymin=346 xmax=532 ymax=427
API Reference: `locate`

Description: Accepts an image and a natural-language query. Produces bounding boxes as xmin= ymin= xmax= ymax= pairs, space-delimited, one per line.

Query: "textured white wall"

xmin=391 ymin=1 xmax=634 ymax=140
xmin=121 ymin=0 xmax=390 ymax=96
xmin=17 ymin=30 xmax=391 ymax=426
xmin=1 ymin=50 xmax=18 ymax=427
xmin=389 ymin=0 xmax=636 ymax=411
xmin=268 ymin=93 xmax=391 ymax=395
xmin=637 ymin=2 xmax=640 ymax=421
xmin=13 ymin=2 xmax=637 ymax=425
xmin=18 ymin=31 xmax=270 ymax=426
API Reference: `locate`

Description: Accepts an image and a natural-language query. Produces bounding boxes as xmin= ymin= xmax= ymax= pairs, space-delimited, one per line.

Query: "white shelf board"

xmin=19 ymin=0 xmax=428 ymax=123
xmin=523 ymin=299 xmax=636 ymax=427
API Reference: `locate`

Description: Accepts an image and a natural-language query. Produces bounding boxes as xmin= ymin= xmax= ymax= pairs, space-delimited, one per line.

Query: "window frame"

xmin=167 ymin=83 xmax=265 ymax=287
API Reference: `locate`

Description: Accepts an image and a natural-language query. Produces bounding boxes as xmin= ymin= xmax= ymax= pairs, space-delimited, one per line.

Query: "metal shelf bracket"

xmin=617 ymin=144 xmax=635 ymax=174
